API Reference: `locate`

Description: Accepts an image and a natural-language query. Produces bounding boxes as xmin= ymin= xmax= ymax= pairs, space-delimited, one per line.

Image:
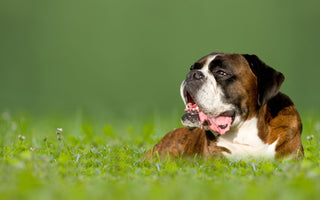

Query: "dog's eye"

xmin=217 ymin=70 xmax=227 ymax=76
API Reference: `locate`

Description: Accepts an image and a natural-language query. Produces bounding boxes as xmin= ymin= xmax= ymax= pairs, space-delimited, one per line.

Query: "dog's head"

xmin=180 ymin=53 xmax=284 ymax=134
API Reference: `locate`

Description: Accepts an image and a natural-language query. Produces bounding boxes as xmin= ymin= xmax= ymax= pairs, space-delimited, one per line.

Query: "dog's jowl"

xmin=146 ymin=53 xmax=303 ymax=159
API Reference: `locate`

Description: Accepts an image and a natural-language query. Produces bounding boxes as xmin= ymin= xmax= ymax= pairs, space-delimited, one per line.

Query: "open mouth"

xmin=184 ymin=92 xmax=235 ymax=135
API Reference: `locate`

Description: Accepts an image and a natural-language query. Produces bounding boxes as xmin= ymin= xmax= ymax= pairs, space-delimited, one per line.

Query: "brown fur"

xmin=145 ymin=127 xmax=230 ymax=158
xmin=146 ymin=93 xmax=303 ymax=159
xmin=258 ymin=92 xmax=303 ymax=159
xmin=146 ymin=53 xmax=303 ymax=159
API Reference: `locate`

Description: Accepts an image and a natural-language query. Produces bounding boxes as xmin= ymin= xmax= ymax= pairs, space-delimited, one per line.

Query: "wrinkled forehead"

xmin=195 ymin=52 xmax=221 ymax=67
xmin=193 ymin=53 xmax=250 ymax=73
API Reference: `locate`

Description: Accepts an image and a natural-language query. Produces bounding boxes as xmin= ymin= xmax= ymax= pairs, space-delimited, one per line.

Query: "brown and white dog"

xmin=147 ymin=53 xmax=303 ymax=159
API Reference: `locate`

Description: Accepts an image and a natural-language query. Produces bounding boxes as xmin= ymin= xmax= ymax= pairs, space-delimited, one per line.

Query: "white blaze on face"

xmin=180 ymin=54 xmax=244 ymax=133
xmin=182 ymin=54 xmax=235 ymax=117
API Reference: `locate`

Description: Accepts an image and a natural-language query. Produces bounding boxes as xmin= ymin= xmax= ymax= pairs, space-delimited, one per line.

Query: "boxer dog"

xmin=146 ymin=53 xmax=303 ymax=159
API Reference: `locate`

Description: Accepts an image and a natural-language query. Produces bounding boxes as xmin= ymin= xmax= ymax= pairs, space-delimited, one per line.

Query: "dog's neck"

xmin=215 ymin=117 xmax=278 ymax=158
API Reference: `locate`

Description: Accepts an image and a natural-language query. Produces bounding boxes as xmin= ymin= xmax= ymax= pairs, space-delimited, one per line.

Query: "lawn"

xmin=0 ymin=111 xmax=319 ymax=200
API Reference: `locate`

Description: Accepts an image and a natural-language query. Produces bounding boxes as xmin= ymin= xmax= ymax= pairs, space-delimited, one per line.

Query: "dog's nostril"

xmin=188 ymin=70 xmax=204 ymax=80
xmin=194 ymin=71 xmax=203 ymax=79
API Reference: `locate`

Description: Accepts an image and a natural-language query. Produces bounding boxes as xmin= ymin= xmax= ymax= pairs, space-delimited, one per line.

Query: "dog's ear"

xmin=242 ymin=54 xmax=285 ymax=106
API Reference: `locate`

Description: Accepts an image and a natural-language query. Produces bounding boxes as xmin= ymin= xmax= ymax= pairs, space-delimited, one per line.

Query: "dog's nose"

xmin=187 ymin=70 xmax=204 ymax=81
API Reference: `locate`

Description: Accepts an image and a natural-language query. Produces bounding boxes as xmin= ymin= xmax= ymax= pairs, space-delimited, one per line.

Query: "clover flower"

xmin=307 ymin=135 xmax=314 ymax=141
xmin=18 ymin=135 xmax=26 ymax=141
xmin=56 ymin=128 xmax=63 ymax=135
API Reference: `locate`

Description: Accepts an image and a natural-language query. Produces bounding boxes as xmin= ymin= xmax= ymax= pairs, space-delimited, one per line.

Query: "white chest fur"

xmin=216 ymin=118 xmax=278 ymax=159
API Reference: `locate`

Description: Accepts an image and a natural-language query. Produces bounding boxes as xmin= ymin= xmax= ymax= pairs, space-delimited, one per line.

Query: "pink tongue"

xmin=199 ymin=111 xmax=232 ymax=135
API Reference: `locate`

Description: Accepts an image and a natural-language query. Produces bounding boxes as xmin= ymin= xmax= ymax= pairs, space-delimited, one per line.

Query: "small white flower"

xmin=18 ymin=135 xmax=26 ymax=140
xmin=30 ymin=147 xmax=35 ymax=151
xmin=56 ymin=128 xmax=63 ymax=134
xmin=307 ymin=135 xmax=314 ymax=141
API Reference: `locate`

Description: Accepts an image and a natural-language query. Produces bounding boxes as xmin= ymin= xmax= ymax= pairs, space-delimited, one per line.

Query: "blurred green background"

xmin=1 ymin=0 xmax=319 ymax=116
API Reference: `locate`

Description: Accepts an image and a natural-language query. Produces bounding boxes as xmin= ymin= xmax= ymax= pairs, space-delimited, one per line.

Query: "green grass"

xmin=0 ymin=111 xmax=320 ymax=200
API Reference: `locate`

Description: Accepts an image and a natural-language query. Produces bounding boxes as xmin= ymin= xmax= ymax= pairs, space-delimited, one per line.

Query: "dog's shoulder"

xmin=267 ymin=92 xmax=299 ymax=117
xmin=259 ymin=92 xmax=303 ymax=158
